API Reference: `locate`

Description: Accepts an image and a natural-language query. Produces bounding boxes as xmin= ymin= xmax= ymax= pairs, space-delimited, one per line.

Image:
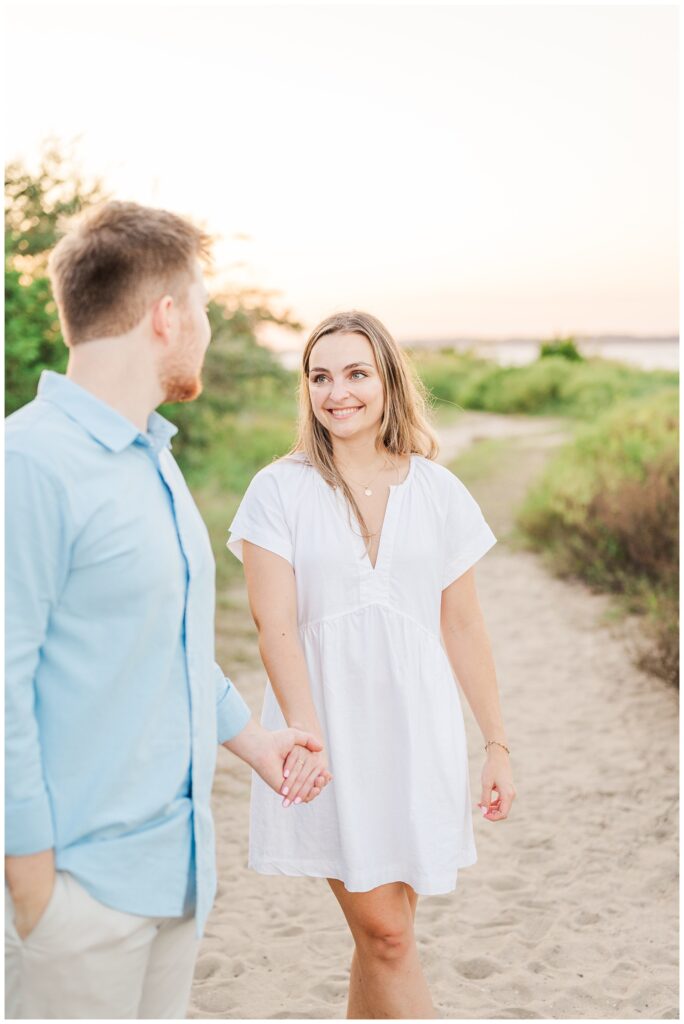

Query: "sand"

xmin=189 ymin=412 xmax=678 ymax=1020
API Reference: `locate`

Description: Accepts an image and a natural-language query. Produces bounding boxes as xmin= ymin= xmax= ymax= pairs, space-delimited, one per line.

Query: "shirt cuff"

xmin=5 ymin=790 xmax=55 ymax=855
xmin=216 ymin=676 xmax=252 ymax=744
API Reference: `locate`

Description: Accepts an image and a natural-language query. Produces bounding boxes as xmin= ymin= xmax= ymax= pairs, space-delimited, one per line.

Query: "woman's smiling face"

xmin=307 ymin=331 xmax=385 ymax=443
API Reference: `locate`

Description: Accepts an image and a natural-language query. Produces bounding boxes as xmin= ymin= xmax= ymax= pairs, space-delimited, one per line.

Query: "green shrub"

xmin=409 ymin=347 xmax=678 ymax=419
xmin=518 ymin=389 xmax=679 ymax=683
xmin=539 ymin=337 xmax=583 ymax=361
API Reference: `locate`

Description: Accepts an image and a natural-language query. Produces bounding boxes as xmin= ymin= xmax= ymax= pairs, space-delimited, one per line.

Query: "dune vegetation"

xmin=6 ymin=149 xmax=678 ymax=682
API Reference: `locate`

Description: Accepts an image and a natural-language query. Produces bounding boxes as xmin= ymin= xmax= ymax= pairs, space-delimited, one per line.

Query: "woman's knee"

xmin=355 ymin=914 xmax=414 ymax=964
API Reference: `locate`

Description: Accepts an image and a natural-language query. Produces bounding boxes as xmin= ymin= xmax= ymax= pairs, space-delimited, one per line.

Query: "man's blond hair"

xmin=48 ymin=201 xmax=211 ymax=345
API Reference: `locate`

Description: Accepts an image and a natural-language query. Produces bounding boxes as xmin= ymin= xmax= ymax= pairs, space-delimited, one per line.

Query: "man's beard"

xmin=160 ymin=348 xmax=204 ymax=404
xmin=162 ymin=371 xmax=203 ymax=404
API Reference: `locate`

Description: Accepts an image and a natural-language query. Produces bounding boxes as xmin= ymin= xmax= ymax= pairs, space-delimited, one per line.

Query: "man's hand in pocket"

xmin=5 ymin=849 xmax=56 ymax=940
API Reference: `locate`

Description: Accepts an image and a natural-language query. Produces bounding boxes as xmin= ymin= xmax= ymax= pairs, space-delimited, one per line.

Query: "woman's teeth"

xmin=329 ymin=407 xmax=362 ymax=419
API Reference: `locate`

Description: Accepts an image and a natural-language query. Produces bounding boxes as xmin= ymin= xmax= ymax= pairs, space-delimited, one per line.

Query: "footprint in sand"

xmin=574 ymin=910 xmax=601 ymax=926
xmin=273 ymin=924 xmax=305 ymax=937
xmin=195 ymin=984 xmax=239 ymax=1014
xmin=193 ymin=952 xmax=229 ymax=980
xmin=497 ymin=1008 xmax=544 ymax=1019
xmin=488 ymin=875 xmax=526 ymax=892
xmin=457 ymin=956 xmax=497 ymax=979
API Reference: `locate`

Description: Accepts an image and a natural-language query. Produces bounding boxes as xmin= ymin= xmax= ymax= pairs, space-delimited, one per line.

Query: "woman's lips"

xmin=327 ymin=406 xmax=363 ymax=420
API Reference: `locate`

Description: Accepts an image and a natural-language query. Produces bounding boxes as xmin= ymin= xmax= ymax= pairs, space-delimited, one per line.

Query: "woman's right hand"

xmin=281 ymin=743 xmax=332 ymax=806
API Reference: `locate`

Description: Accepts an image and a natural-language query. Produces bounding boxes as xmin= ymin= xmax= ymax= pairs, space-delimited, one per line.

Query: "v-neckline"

xmin=333 ymin=454 xmax=416 ymax=573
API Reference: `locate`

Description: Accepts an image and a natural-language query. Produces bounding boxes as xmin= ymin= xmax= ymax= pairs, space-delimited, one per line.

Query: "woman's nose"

xmin=328 ymin=379 xmax=351 ymax=402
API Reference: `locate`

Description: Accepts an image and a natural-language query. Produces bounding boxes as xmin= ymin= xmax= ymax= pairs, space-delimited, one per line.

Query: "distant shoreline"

xmin=275 ymin=335 xmax=679 ymax=372
xmin=401 ymin=334 xmax=679 ymax=348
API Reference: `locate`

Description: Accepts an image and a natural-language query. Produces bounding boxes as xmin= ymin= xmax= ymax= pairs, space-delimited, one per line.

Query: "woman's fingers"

xmin=480 ymin=787 xmax=515 ymax=820
xmin=498 ymin=787 xmax=516 ymax=817
xmin=286 ymin=761 xmax=318 ymax=804
xmin=302 ymin=773 xmax=330 ymax=803
xmin=282 ymin=745 xmax=304 ymax=782
xmin=281 ymin=750 xmax=332 ymax=806
xmin=294 ymin=764 xmax=324 ymax=804
xmin=281 ymin=747 xmax=307 ymax=800
xmin=479 ymin=781 xmax=494 ymax=811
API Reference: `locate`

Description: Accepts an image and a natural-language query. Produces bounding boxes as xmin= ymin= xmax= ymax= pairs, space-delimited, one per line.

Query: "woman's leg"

xmin=346 ymin=947 xmax=370 ymax=1019
xmin=328 ymin=879 xmax=436 ymax=1020
xmin=346 ymin=884 xmax=419 ymax=1019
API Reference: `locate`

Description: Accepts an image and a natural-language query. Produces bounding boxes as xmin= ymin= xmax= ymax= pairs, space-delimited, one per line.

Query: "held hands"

xmin=279 ymin=743 xmax=332 ymax=808
xmin=478 ymin=747 xmax=516 ymax=821
xmin=246 ymin=726 xmax=332 ymax=806
xmin=223 ymin=720 xmax=332 ymax=806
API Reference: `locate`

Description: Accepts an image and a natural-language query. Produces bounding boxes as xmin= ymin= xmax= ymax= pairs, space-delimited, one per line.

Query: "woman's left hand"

xmin=281 ymin=743 xmax=332 ymax=807
xmin=478 ymin=748 xmax=516 ymax=821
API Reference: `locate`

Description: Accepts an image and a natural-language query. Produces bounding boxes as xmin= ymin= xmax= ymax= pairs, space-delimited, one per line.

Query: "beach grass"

xmin=411 ymin=347 xmax=678 ymax=419
xmin=182 ymin=346 xmax=678 ymax=684
xmin=517 ymin=388 xmax=679 ymax=683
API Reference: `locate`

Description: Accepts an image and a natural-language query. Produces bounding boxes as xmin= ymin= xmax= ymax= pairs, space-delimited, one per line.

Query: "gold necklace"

xmin=340 ymin=456 xmax=396 ymax=496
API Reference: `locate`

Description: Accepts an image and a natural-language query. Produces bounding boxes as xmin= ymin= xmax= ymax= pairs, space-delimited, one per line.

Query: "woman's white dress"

xmin=227 ymin=453 xmax=496 ymax=894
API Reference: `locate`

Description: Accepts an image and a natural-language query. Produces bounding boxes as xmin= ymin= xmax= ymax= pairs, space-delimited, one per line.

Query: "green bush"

xmin=5 ymin=146 xmax=301 ymax=504
xmin=518 ymin=389 xmax=679 ymax=683
xmin=539 ymin=337 xmax=583 ymax=361
xmin=409 ymin=347 xmax=678 ymax=419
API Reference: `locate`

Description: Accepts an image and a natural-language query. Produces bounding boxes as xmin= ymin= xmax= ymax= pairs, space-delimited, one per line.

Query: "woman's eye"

xmin=310 ymin=371 xmax=367 ymax=384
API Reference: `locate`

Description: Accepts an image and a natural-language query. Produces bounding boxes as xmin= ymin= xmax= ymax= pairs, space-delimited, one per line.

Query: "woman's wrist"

xmin=288 ymin=718 xmax=323 ymax=739
xmin=484 ymin=738 xmax=510 ymax=756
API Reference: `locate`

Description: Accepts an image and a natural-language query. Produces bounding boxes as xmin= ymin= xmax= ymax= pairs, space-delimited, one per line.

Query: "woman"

xmin=227 ymin=311 xmax=515 ymax=1018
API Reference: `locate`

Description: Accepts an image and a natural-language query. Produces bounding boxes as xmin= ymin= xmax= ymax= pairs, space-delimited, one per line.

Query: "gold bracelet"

xmin=484 ymin=739 xmax=510 ymax=755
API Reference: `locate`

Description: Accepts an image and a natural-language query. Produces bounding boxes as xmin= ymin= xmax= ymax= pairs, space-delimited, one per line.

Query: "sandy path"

xmin=189 ymin=412 xmax=678 ymax=1020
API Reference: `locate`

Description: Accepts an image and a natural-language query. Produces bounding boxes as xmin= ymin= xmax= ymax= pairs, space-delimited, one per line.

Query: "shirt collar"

xmin=37 ymin=371 xmax=178 ymax=454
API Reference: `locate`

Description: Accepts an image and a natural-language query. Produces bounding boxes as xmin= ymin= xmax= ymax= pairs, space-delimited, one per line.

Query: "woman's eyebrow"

xmin=309 ymin=362 xmax=374 ymax=373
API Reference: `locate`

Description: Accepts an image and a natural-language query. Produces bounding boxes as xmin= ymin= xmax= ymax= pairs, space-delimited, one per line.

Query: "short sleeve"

xmin=227 ymin=467 xmax=293 ymax=566
xmin=442 ymin=473 xmax=496 ymax=589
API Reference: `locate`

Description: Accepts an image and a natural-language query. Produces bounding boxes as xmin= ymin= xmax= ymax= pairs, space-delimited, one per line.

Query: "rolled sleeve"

xmin=6 ymin=792 xmax=55 ymax=855
xmin=214 ymin=664 xmax=252 ymax=743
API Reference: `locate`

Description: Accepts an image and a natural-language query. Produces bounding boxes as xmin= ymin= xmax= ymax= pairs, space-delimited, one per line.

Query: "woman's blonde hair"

xmin=287 ymin=310 xmax=439 ymax=543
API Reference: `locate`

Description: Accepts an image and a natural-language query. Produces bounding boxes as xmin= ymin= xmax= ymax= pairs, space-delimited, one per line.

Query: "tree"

xmin=5 ymin=143 xmax=300 ymax=431
xmin=5 ymin=142 xmax=106 ymax=413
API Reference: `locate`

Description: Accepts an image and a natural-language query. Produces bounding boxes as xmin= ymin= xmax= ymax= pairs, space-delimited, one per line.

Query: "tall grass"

xmin=410 ymin=348 xmax=678 ymax=418
xmin=518 ymin=389 xmax=679 ymax=684
xmin=176 ymin=339 xmax=678 ymax=686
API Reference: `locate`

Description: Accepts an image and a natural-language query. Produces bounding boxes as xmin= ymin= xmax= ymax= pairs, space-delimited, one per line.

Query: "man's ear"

xmin=151 ymin=295 xmax=175 ymax=344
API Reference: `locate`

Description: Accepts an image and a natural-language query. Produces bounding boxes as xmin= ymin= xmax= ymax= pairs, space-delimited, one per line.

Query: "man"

xmin=5 ymin=201 xmax=330 ymax=1019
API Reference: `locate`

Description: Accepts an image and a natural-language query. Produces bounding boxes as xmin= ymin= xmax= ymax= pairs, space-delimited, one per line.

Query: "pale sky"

xmin=5 ymin=3 xmax=679 ymax=345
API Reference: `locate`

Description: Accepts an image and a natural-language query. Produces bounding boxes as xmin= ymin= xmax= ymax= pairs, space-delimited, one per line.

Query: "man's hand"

xmin=224 ymin=719 xmax=332 ymax=803
xmin=5 ymin=849 xmax=56 ymax=940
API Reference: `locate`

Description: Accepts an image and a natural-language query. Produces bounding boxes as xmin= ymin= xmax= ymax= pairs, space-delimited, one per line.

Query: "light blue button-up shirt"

xmin=5 ymin=371 xmax=252 ymax=936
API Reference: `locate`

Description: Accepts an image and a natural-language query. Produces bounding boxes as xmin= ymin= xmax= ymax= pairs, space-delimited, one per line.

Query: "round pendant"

xmin=364 ymin=488 xmax=373 ymax=496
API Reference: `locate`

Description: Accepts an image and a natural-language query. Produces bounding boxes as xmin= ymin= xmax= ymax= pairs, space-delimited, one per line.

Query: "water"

xmin=276 ymin=337 xmax=679 ymax=372
xmin=406 ymin=336 xmax=680 ymax=372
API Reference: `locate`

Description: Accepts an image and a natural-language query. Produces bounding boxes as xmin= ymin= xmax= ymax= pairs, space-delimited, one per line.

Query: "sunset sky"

xmin=5 ymin=3 xmax=678 ymax=346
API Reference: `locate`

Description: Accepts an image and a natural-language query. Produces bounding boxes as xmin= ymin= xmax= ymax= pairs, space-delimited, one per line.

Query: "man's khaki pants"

xmin=5 ymin=870 xmax=199 ymax=1019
